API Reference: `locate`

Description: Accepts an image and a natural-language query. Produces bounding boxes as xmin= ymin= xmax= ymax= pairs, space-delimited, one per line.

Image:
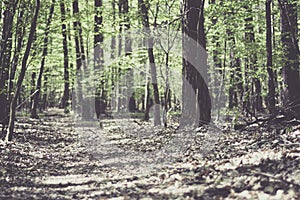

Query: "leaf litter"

xmin=0 ymin=108 xmax=299 ymax=199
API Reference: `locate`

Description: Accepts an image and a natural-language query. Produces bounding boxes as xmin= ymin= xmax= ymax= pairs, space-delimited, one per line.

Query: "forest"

xmin=0 ymin=0 xmax=299 ymax=199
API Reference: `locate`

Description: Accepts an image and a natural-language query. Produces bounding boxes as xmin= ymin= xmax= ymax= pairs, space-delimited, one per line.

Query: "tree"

xmin=266 ymin=0 xmax=276 ymax=113
xmin=244 ymin=3 xmax=263 ymax=114
xmin=6 ymin=0 xmax=40 ymax=141
xmin=123 ymin=0 xmax=135 ymax=113
xmin=73 ymin=0 xmax=90 ymax=119
xmin=60 ymin=0 xmax=70 ymax=112
xmin=139 ymin=0 xmax=161 ymax=126
xmin=182 ymin=0 xmax=211 ymax=126
xmin=227 ymin=27 xmax=243 ymax=111
xmin=278 ymin=0 xmax=300 ymax=119
xmin=94 ymin=0 xmax=105 ymax=127
xmin=31 ymin=0 xmax=55 ymax=118
xmin=0 ymin=1 xmax=18 ymax=137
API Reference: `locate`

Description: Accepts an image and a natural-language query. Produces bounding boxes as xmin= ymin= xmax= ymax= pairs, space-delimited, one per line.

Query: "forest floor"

xmin=0 ymin=108 xmax=300 ymax=199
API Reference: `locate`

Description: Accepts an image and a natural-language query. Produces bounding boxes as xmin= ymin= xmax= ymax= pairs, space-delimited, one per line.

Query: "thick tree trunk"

xmin=182 ymin=0 xmax=211 ymax=127
xmin=279 ymin=0 xmax=300 ymax=119
xmin=0 ymin=1 xmax=18 ymax=137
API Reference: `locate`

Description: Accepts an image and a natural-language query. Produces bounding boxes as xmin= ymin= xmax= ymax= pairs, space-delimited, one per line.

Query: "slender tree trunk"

xmin=42 ymin=69 xmax=49 ymax=110
xmin=30 ymin=72 xmax=36 ymax=109
xmin=60 ymin=1 xmax=70 ymax=112
xmin=139 ymin=0 xmax=161 ymax=126
xmin=123 ymin=0 xmax=134 ymax=113
xmin=94 ymin=0 xmax=105 ymax=127
xmin=210 ymin=0 xmax=225 ymax=121
xmin=224 ymin=6 xmax=244 ymax=112
xmin=266 ymin=0 xmax=276 ymax=113
xmin=31 ymin=0 xmax=55 ymax=118
xmin=228 ymin=36 xmax=242 ymax=111
xmin=73 ymin=0 xmax=90 ymax=118
xmin=110 ymin=0 xmax=117 ymax=110
xmin=244 ymin=5 xmax=262 ymax=114
xmin=163 ymin=52 xmax=170 ymax=127
xmin=116 ymin=0 xmax=123 ymax=112
xmin=72 ymin=0 xmax=83 ymax=115
xmin=6 ymin=0 xmax=40 ymax=141
xmin=272 ymin=2 xmax=279 ymax=103
xmin=8 ymin=8 xmax=26 ymax=104
xmin=144 ymin=80 xmax=150 ymax=121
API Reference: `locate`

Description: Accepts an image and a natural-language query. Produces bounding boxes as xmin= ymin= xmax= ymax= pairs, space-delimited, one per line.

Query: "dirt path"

xmin=0 ymin=108 xmax=300 ymax=199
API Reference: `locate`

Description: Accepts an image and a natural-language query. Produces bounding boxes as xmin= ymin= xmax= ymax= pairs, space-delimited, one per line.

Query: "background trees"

xmin=0 ymin=0 xmax=299 ymax=141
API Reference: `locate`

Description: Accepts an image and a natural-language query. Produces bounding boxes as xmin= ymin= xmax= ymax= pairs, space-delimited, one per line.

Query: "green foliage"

xmin=2 ymin=0 xmax=296 ymax=117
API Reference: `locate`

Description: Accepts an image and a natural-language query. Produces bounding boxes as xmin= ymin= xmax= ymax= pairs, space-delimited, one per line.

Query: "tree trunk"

xmin=72 ymin=0 xmax=83 ymax=115
xmin=110 ymin=0 xmax=117 ymax=110
xmin=139 ymin=0 xmax=161 ymax=126
xmin=123 ymin=0 xmax=134 ymax=113
xmin=0 ymin=1 xmax=18 ymax=136
xmin=31 ymin=0 xmax=55 ymax=118
xmin=60 ymin=1 xmax=70 ymax=112
xmin=244 ymin=5 xmax=263 ymax=114
xmin=116 ymin=0 xmax=123 ymax=112
xmin=6 ymin=0 xmax=40 ymax=141
xmin=163 ymin=52 xmax=170 ymax=127
xmin=73 ymin=0 xmax=90 ymax=119
xmin=94 ymin=0 xmax=105 ymax=127
xmin=144 ymin=80 xmax=150 ymax=121
xmin=8 ymin=8 xmax=25 ymax=106
xmin=279 ymin=0 xmax=300 ymax=119
xmin=266 ymin=0 xmax=276 ymax=113
xmin=182 ymin=0 xmax=211 ymax=127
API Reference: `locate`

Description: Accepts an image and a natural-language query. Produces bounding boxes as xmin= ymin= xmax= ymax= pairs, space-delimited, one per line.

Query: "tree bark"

xmin=123 ymin=0 xmax=134 ymax=113
xmin=60 ymin=1 xmax=70 ymax=112
xmin=8 ymin=8 xmax=26 ymax=106
xmin=0 ymin=1 xmax=18 ymax=136
xmin=139 ymin=0 xmax=161 ymax=126
xmin=31 ymin=0 xmax=55 ymax=118
xmin=94 ymin=0 xmax=105 ymax=127
xmin=266 ymin=0 xmax=276 ymax=113
xmin=244 ymin=4 xmax=263 ymax=114
xmin=278 ymin=0 xmax=300 ymax=119
xmin=6 ymin=0 xmax=40 ymax=141
xmin=182 ymin=0 xmax=211 ymax=127
xmin=73 ymin=0 xmax=90 ymax=119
